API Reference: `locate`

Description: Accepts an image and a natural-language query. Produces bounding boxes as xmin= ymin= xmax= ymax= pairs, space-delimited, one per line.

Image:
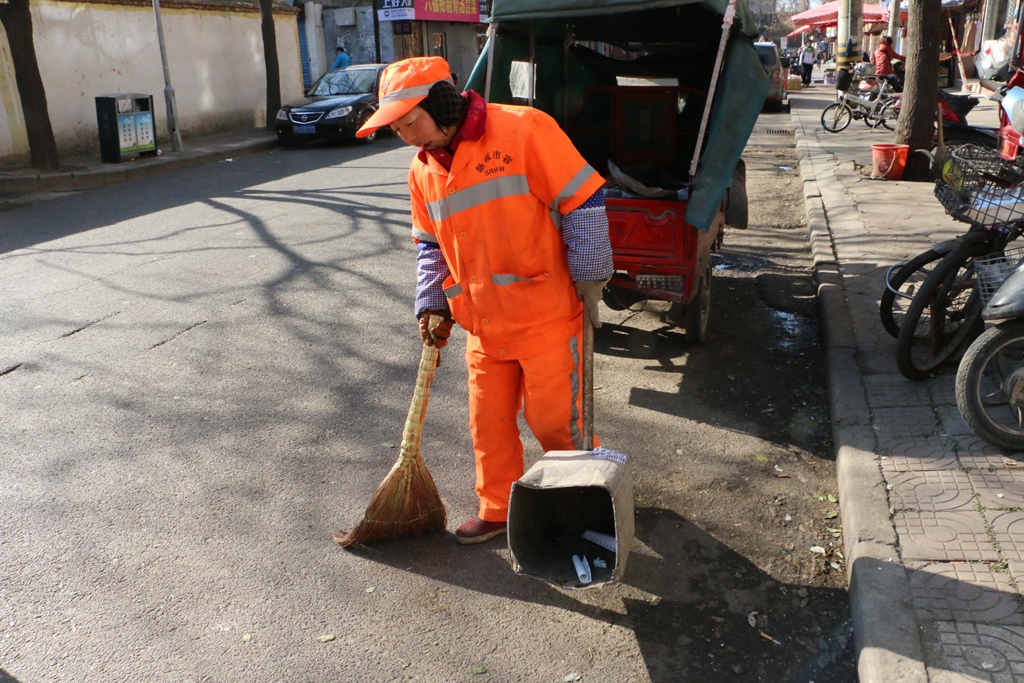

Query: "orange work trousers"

xmin=465 ymin=324 xmax=593 ymax=522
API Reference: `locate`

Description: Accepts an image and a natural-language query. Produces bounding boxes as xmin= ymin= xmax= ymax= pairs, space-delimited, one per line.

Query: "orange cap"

xmin=355 ymin=57 xmax=454 ymax=138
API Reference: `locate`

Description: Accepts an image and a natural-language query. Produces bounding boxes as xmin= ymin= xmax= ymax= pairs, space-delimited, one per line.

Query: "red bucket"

xmin=872 ymin=143 xmax=909 ymax=180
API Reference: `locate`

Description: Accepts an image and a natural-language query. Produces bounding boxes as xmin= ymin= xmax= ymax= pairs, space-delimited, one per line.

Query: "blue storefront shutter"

xmin=298 ymin=17 xmax=312 ymax=89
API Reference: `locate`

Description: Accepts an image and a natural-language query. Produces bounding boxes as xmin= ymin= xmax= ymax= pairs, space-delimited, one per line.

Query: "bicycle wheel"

xmin=863 ymin=99 xmax=889 ymax=129
xmin=895 ymin=238 xmax=989 ymax=380
xmin=821 ymin=103 xmax=852 ymax=133
xmin=879 ymin=246 xmax=949 ymax=338
xmin=878 ymin=101 xmax=898 ymax=131
xmin=956 ymin=319 xmax=1024 ymax=451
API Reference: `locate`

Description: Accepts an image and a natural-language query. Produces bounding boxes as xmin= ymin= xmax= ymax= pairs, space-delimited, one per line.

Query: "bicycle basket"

xmin=935 ymin=144 xmax=1024 ymax=227
xmin=975 ymin=246 xmax=1024 ymax=304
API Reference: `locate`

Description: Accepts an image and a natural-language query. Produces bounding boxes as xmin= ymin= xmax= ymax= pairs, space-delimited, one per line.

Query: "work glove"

xmin=574 ymin=280 xmax=608 ymax=328
xmin=418 ymin=310 xmax=454 ymax=349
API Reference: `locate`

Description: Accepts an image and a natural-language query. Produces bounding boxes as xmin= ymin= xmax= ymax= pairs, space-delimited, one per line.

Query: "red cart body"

xmin=605 ymin=197 xmax=723 ymax=306
xmin=465 ymin=1 xmax=765 ymax=339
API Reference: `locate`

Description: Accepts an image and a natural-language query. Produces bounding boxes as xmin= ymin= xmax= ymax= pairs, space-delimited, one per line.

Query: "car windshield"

xmin=310 ymin=69 xmax=378 ymax=96
xmin=755 ymin=47 xmax=777 ymax=69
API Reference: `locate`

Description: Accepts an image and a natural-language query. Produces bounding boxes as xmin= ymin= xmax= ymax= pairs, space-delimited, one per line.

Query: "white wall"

xmin=0 ymin=26 xmax=29 ymax=161
xmin=0 ymin=0 xmax=304 ymax=163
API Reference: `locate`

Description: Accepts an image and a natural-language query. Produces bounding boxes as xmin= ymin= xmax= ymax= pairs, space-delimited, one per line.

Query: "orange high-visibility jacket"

xmin=409 ymin=104 xmax=606 ymax=360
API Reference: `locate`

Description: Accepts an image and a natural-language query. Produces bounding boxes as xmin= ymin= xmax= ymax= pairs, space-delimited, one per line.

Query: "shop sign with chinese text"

xmin=377 ymin=0 xmax=485 ymax=23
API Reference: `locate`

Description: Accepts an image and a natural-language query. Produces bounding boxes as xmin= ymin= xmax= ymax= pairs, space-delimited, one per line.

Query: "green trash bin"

xmin=95 ymin=94 xmax=157 ymax=163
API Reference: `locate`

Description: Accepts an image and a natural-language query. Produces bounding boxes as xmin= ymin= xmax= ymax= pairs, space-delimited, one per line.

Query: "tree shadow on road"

xmin=0 ymin=139 xmax=411 ymax=256
xmin=346 ymin=506 xmax=855 ymax=682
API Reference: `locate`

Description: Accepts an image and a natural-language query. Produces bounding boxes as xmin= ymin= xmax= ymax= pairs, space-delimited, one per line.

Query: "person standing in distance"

xmin=332 ymin=45 xmax=351 ymax=70
xmin=356 ymin=57 xmax=613 ymax=545
xmin=800 ymin=40 xmax=816 ymax=86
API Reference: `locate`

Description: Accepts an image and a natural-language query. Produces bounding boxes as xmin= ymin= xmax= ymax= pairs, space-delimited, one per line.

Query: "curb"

xmin=0 ymin=136 xmax=279 ymax=196
xmin=789 ymin=106 xmax=929 ymax=683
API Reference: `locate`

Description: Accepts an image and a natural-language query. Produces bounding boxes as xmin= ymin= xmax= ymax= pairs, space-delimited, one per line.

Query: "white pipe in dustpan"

xmin=507 ymin=308 xmax=634 ymax=588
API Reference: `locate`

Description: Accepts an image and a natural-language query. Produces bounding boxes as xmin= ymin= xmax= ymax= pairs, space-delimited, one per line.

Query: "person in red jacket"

xmin=874 ymin=36 xmax=905 ymax=92
xmin=356 ymin=57 xmax=613 ymax=545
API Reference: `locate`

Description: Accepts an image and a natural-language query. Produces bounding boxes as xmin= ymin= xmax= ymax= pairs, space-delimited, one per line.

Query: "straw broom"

xmin=333 ymin=316 xmax=447 ymax=548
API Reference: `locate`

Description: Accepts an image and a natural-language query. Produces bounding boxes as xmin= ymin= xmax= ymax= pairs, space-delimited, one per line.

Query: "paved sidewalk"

xmin=790 ymin=81 xmax=1024 ymax=682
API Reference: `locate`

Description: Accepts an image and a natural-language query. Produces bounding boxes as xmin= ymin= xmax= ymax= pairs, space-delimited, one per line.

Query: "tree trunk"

xmin=894 ymin=0 xmax=942 ymax=180
xmin=259 ymin=0 xmax=281 ymax=130
xmin=0 ymin=0 xmax=60 ymax=171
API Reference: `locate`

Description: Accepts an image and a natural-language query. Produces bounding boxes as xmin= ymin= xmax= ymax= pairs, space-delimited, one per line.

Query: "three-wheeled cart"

xmin=466 ymin=0 xmax=769 ymax=342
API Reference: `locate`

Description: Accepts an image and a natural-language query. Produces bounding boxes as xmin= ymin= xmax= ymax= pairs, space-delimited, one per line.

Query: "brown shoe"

xmin=455 ymin=517 xmax=507 ymax=545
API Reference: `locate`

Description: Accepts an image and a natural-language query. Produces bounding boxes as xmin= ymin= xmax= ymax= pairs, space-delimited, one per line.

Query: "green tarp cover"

xmin=485 ymin=0 xmax=761 ymax=41
xmin=465 ymin=0 xmax=769 ymax=231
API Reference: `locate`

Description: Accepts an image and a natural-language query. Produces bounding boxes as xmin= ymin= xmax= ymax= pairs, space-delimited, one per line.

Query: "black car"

xmin=275 ymin=64 xmax=387 ymax=144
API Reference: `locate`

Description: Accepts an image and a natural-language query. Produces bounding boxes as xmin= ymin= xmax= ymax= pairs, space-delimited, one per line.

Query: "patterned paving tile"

xmin=888 ymin=471 xmax=977 ymax=512
xmin=908 ymin=562 xmax=1023 ymax=625
xmin=873 ymin=405 xmax=942 ymax=441
xmin=880 ymin=435 xmax=961 ymax=472
xmin=1008 ymin=562 xmax=1024 ymax=591
xmin=930 ymin=379 xmax=959 ymax=406
xmin=991 ymin=513 xmax=1024 ymax=563
xmin=863 ymin=374 xmax=934 ymax=409
xmin=895 ymin=510 xmax=999 ymax=562
xmin=970 ymin=471 xmax=1024 ymax=510
xmin=925 ymin=622 xmax=1024 ymax=682
xmin=955 ymin=435 xmax=1024 ymax=471
xmin=936 ymin=404 xmax=978 ymax=438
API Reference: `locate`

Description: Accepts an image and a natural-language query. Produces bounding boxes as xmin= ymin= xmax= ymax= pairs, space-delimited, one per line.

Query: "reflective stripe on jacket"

xmin=409 ymin=103 xmax=606 ymax=359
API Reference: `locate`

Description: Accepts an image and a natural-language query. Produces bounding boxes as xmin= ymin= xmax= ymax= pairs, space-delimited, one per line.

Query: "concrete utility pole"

xmin=152 ymin=0 xmax=183 ymax=151
xmin=837 ymin=0 xmax=865 ymax=71
xmin=837 ymin=0 xmax=851 ymax=70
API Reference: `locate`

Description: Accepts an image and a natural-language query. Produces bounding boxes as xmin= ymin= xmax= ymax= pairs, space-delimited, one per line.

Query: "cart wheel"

xmin=686 ymin=264 xmax=712 ymax=344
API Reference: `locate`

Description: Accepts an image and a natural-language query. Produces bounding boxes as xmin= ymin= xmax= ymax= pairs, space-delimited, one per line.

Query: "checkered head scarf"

xmin=419 ymin=80 xmax=466 ymax=128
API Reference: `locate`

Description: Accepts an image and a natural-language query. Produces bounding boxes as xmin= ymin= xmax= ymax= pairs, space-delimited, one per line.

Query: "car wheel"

xmin=356 ymin=110 xmax=377 ymax=144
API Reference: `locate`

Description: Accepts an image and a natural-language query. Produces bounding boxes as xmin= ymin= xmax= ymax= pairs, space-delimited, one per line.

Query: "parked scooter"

xmin=940 ymin=81 xmax=1009 ymax=148
xmin=955 ymin=255 xmax=1024 ymax=451
xmin=880 ymin=74 xmax=1007 ymax=149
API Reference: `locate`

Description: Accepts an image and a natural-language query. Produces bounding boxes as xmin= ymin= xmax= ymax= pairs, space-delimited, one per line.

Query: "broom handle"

xmin=583 ymin=307 xmax=594 ymax=451
xmin=400 ymin=315 xmax=442 ymax=460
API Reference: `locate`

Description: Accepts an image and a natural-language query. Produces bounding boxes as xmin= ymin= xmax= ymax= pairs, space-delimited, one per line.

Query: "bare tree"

xmin=894 ymin=0 xmax=942 ymax=180
xmin=0 ymin=0 xmax=60 ymax=170
xmin=258 ymin=0 xmax=281 ymax=130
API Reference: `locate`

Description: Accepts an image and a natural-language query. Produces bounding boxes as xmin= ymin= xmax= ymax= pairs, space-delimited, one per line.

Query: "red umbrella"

xmin=791 ymin=0 xmax=888 ymax=26
xmin=786 ymin=24 xmax=812 ymax=37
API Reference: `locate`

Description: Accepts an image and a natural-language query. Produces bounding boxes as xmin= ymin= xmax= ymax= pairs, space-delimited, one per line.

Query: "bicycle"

xmin=820 ymin=76 xmax=898 ymax=133
xmin=879 ymin=146 xmax=997 ymax=339
xmin=893 ymin=144 xmax=1024 ymax=380
xmin=879 ymin=234 xmax=975 ymax=338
